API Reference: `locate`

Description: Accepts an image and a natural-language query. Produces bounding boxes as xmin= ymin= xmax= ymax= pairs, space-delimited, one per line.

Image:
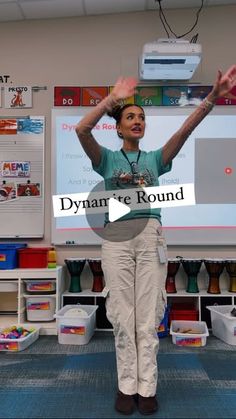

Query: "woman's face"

xmin=117 ymin=105 xmax=145 ymax=141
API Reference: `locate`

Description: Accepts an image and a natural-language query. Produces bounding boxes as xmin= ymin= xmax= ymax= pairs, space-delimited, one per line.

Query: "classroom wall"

xmin=0 ymin=5 xmax=236 ymax=264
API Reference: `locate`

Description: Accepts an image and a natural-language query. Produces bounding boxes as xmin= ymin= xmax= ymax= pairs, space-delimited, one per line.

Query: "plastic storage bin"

xmin=207 ymin=305 xmax=236 ymax=345
xmin=170 ymin=320 xmax=209 ymax=347
xmin=18 ymin=247 xmax=52 ymax=268
xmin=0 ymin=281 xmax=18 ymax=292
xmin=0 ymin=324 xmax=39 ymax=351
xmin=24 ymin=279 xmax=56 ymax=293
xmin=0 ymin=243 xmax=27 ymax=269
xmin=157 ymin=306 xmax=169 ymax=338
xmin=25 ymin=295 xmax=56 ymax=321
xmin=54 ymin=305 xmax=98 ymax=345
xmin=169 ymin=303 xmax=199 ymax=322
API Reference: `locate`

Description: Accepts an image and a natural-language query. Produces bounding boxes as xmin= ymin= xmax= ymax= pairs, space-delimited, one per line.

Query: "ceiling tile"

xmin=20 ymin=0 xmax=85 ymax=20
xmin=0 ymin=2 xmax=23 ymax=22
xmin=84 ymin=0 xmax=146 ymax=15
xmin=207 ymin=0 xmax=236 ymax=4
xmin=147 ymin=0 xmax=206 ymax=9
xmin=0 ymin=0 xmax=235 ymax=22
xmin=147 ymin=0 xmax=236 ymax=9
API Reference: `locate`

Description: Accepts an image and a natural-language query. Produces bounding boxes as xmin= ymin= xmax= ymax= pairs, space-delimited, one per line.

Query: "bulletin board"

xmin=0 ymin=116 xmax=45 ymax=238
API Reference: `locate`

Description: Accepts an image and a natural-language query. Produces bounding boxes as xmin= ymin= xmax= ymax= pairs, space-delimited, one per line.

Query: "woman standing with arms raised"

xmin=76 ymin=65 xmax=236 ymax=416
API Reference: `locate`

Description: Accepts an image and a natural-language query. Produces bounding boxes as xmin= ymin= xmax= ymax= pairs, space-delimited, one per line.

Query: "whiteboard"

xmin=51 ymin=107 xmax=236 ymax=245
xmin=0 ymin=116 xmax=45 ymax=238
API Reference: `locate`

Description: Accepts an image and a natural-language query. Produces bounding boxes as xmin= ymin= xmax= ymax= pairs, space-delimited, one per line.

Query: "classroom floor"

xmin=1 ymin=332 xmax=236 ymax=419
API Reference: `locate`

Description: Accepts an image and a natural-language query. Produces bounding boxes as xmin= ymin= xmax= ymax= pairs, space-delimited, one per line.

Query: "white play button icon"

xmin=85 ymin=180 xmax=150 ymax=241
xmin=108 ymin=197 xmax=131 ymax=222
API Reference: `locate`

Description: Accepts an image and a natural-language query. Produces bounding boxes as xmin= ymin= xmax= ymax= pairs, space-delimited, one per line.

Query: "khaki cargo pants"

xmin=101 ymin=218 xmax=167 ymax=397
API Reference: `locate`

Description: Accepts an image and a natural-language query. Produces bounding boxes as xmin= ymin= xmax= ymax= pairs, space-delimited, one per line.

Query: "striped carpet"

xmin=0 ymin=333 xmax=236 ymax=418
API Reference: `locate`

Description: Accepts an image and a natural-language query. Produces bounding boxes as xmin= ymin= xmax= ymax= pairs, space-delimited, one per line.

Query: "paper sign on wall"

xmin=0 ymin=119 xmax=17 ymax=135
xmin=216 ymin=86 xmax=236 ymax=105
xmin=0 ymin=161 xmax=31 ymax=177
xmin=4 ymin=86 xmax=32 ymax=108
xmin=135 ymin=86 xmax=162 ymax=106
xmin=81 ymin=87 xmax=108 ymax=106
xmin=54 ymin=87 xmax=81 ymax=106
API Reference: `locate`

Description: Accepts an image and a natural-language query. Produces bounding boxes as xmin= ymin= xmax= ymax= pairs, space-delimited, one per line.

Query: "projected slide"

xmin=52 ymin=108 xmax=236 ymax=244
xmin=195 ymin=138 xmax=236 ymax=204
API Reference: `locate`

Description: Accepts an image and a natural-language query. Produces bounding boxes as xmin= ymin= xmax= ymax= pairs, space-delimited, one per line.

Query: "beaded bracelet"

xmin=199 ymin=98 xmax=215 ymax=111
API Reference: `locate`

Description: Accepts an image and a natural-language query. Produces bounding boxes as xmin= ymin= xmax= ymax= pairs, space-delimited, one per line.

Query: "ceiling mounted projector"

xmin=139 ymin=38 xmax=202 ymax=81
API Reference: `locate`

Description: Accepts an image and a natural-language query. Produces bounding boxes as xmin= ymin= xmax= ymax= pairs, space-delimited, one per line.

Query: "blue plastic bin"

xmin=0 ymin=243 xmax=27 ymax=269
xmin=157 ymin=306 xmax=170 ymax=338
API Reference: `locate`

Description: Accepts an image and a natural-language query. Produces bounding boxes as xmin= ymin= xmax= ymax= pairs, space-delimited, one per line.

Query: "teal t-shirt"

xmin=93 ymin=146 xmax=172 ymax=224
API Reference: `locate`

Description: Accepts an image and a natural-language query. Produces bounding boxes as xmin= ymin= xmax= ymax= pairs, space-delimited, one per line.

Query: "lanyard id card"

xmin=157 ymin=245 xmax=167 ymax=264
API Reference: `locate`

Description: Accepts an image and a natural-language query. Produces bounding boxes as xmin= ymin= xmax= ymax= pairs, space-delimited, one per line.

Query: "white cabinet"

xmin=60 ymin=260 xmax=236 ymax=330
xmin=0 ymin=266 xmax=64 ymax=335
xmin=167 ymin=291 xmax=235 ymax=328
xmin=166 ymin=261 xmax=236 ymax=328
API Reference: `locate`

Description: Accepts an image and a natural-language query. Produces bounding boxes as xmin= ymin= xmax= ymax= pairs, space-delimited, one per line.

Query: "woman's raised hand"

xmin=111 ymin=77 xmax=138 ymax=101
xmin=211 ymin=64 xmax=236 ymax=99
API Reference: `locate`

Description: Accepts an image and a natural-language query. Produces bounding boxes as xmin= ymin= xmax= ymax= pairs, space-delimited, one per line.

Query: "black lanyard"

xmin=120 ymin=149 xmax=141 ymax=174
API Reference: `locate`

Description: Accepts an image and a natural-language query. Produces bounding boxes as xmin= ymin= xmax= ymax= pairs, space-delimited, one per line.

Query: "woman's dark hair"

xmin=107 ymin=103 xmax=144 ymax=124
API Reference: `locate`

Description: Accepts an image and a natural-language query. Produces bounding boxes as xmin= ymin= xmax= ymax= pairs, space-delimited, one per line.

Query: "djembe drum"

xmin=204 ymin=258 xmax=225 ymax=294
xmin=65 ymin=258 xmax=86 ymax=293
xmin=165 ymin=259 xmax=180 ymax=293
xmin=225 ymin=259 xmax=236 ymax=292
xmin=181 ymin=258 xmax=202 ymax=293
xmin=88 ymin=258 xmax=104 ymax=292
